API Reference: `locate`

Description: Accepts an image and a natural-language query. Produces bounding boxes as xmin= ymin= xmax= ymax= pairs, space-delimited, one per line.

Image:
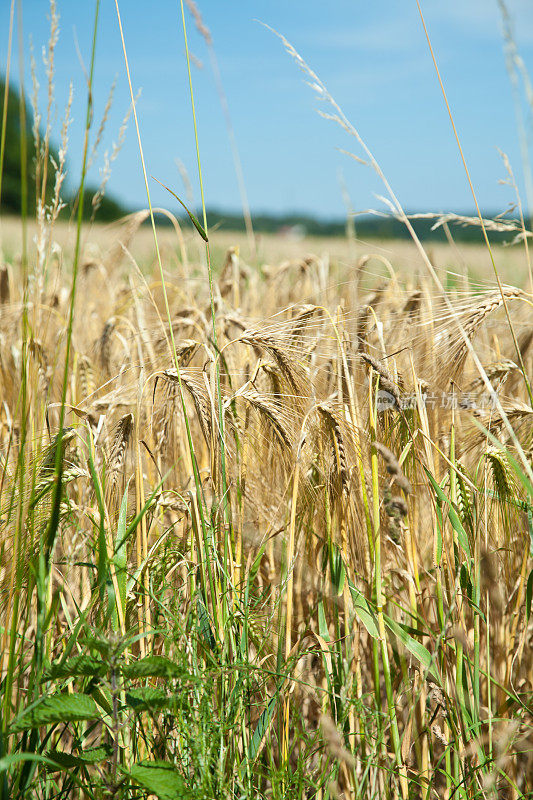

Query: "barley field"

xmin=1 ymin=210 xmax=533 ymax=799
xmin=2 ymin=1 xmax=533 ymax=799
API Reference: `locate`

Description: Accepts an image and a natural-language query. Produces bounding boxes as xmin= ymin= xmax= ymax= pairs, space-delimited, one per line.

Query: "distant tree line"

xmin=201 ymin=208 xmax=519 ymax=245
xmin=0 ymin=77 xmax=126 ymax=221
xmin=1 ymin=77 xmax=517 ymax=243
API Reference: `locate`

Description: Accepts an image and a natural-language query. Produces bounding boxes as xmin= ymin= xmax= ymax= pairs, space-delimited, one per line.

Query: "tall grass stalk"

xmin=184 ymin=0 xmax=255 ymax=257
xmin=178 ymin=0 xmax=235 ymax=660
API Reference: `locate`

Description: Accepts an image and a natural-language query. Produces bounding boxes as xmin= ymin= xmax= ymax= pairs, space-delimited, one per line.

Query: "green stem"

xmin=113 ymin=0 xmax=219 ymax=633
xmin=179 ymin=0 xmax=234 ymax=651
xmin=369 ymin=375 xmax=408 ymax=799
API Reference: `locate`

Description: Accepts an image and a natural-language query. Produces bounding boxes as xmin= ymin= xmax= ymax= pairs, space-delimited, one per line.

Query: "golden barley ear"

xmin=105 ymin=412 xmax=134 ymax=505
xmin=239 ymin=389 xmax=295 ymax=453
xmin=163 ymin=368 xmax=213 ymax=446
xmin=485 ymin=447 xmax=515 ymax=503
xmin=240 ymin=328 xmax=310 ymax=409
xmin=372 ymin=441 xmax=412 ymax=495
xmin=437 ymin=287 xmax=525 ymax=384
xmin=77 ymin=355 xmax=96 ymax=401
xmin=318 ymin=403 xmax=350 ymax=495
xmin=29 ymin=338 xmax=51 ymax=396
xmin=360 ymin=352 xmax=403 ymax=409
xmin=97 ymin=317 xmax=116 ymax=372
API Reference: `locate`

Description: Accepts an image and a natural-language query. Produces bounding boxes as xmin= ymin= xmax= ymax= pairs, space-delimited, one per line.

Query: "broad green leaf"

xmin=127 ymin=761 xmax=191 ymax=800
xmin=0 ymin=753 xmax=58 ymax=773
xmin=125 ymin=687 xmax=173 ymax=712
xmin=46 ymin=745 xmax=111 ymax=771
xmin=80 ymin=636 xmax=112 ymax=659
xmin=384 ymin=615 xmax=439 ymax=681
xmin=433 ymin=476 xmax=445 ymax=565
xmin=122 ymin=655 xmax=186 ymax=679
xmin=124 ymin=474 xmax=170 ymax=591
xmin=227 ymin=671 xmax=246 ymax=716
xmin=347 ymin=581 xmax=379 ymax=639
xmin=90 ymin=686 xmax=113 ymax=717
xmin=315 ymin=602 xmax=334 ymax=695
xmin=43 ymin=655 xmax=106 ymax=681
xmin=424 ymin=467 xmax=471 ymax=558
xmin=11 ymin=693 xmax=99 ymax=732
xmin=79 ymin=635 xmax=127 ymax=661
xmin=435 ymin=519 xmax=443 ymax=565
xmin=460 ymin=562 xmax=473 ymax=601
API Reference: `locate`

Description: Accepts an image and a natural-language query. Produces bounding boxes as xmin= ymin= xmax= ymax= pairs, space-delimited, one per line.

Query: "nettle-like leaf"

xmin=125 ymin=687 xmax=175 ymax=712
xmin=79 ymin=635 xmax=129 ymax=660
xmin=11 ymin=693 xmax=99 ymax=732
xmin=126 ymin=761 xmax=193 ymax=800
xmin=121 ymin=655 xmax=186 ymax=679
xmin=43 ymin=655 xmax=106 ymax=681
xmin=45 ymin=745 xmax=112 ymax=771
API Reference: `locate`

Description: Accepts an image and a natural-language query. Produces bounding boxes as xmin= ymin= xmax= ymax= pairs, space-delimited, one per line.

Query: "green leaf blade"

xmin=126 ymin=761 xmax=191 ymax=800
xmin=152 ymin=177 xmax=208 ymax=242
xmin=11 ymin=693 xmax=99 ymax=732
xmin=122 ymin=655 xmax=186 ymax=679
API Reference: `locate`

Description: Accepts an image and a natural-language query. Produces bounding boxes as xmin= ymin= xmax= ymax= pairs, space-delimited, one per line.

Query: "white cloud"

xmin=300 ymin=1 xmax=533 ymax=55
xmin=300 ymin=12 xmax=419 ymax=54
xmin=431 ymin=0 xmax=533 ymax=46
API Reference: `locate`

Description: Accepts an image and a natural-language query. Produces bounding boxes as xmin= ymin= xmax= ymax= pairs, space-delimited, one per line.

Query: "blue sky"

xmin=2 ymin=1 xmax=533 ymax=218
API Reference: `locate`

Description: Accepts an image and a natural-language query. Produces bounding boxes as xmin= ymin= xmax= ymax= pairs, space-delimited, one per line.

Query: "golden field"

xmin=1 ymin=207 xmax=532 ymax=798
